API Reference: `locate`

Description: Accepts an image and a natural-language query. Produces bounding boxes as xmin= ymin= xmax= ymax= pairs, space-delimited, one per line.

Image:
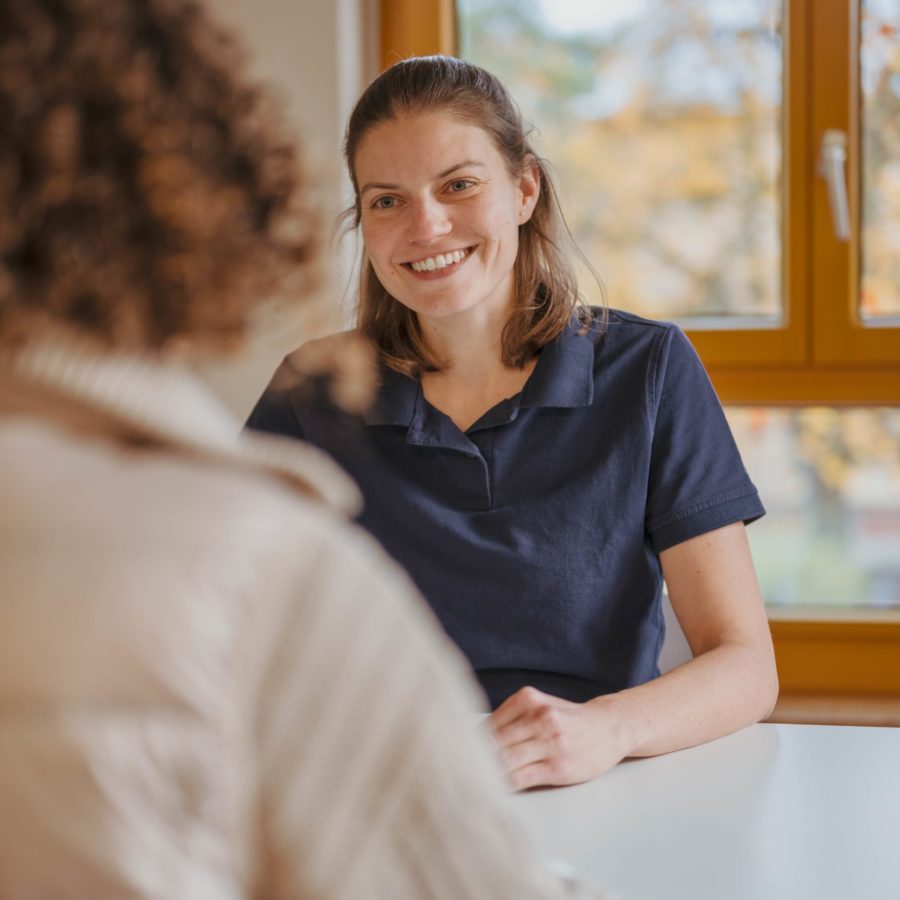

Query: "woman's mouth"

xmin=404 ymin=247 xmax=473 ymax=273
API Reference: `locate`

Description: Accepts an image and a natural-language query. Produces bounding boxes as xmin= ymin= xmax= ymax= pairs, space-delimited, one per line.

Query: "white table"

xmin=514 ymin=723 xmax=900 ymax=900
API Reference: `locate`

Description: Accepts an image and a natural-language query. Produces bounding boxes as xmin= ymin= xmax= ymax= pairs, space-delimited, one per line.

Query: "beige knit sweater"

xmin=0 ymin=335 xmax=609 ymax=900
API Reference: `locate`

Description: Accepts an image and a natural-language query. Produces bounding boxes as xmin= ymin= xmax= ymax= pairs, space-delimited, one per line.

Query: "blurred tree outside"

xmin=459 ymin=0 xmax=783 ymax=322
xmin=861 ymin=0 xmax=900 ymax=318
xmin=728 ymin=408 xmax=900 ymax=609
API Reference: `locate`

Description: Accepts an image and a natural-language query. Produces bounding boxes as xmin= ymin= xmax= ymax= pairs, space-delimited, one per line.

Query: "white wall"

xmin=196 ymin=0 xmax=378 ymax=418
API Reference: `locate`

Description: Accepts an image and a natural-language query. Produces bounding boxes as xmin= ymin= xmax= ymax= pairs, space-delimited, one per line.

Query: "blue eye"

xmin=372 ymin=196 xmax=397 ymax=209
xmin=449 ymin=179 xmax=473 ymax=192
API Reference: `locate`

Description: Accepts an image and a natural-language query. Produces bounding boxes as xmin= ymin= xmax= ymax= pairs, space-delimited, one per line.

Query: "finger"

xmin=508 ymin=759 xmax=557 ymax=792
xmin=498 ymin=733 xmax=549 ymax=774
xmin=489 ymin=685 xmax=550 ymax=730
xmin=491 ymin=711 xmax=541 ymax=750
xmin=495 ymin=692 xmax=568 ymax=751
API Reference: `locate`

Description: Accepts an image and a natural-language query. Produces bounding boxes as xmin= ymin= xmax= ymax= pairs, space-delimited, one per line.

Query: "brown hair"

xmin=0 ymin=0 xmax=319 ymax=352
xmin=343 ymin=55 xmax=596 ymax=376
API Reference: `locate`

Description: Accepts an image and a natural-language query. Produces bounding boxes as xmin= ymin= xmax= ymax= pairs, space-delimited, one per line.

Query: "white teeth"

xmin=410 ymin=249 xmax=468 ymax=272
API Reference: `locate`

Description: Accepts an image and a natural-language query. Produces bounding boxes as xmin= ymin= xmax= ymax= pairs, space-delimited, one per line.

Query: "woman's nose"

xmin=407 ymin=196 xmax=451 ymax=243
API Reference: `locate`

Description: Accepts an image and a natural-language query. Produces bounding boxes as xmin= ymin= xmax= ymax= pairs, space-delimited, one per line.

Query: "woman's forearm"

xmin=592 ymin=639 xmax=778 ymax=760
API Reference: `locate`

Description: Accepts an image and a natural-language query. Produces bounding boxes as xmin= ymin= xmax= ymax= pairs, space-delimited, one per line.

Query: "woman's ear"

xmin=517 ymin=155 xmax=541 ymax=225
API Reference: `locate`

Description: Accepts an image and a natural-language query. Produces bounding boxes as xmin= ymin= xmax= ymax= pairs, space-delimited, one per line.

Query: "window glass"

xmin=457 ymin=0 xmax=784 ymax=326
xmin=727 ymin=407 xmax=900 ymax=610
xmin=860 ymin=0 xmax=900 ymax=321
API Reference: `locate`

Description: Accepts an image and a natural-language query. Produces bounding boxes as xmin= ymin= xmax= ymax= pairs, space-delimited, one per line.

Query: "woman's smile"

xmin=354 ymin=110 xmax=539 ymax=323
xmin=403 ymin=246 xmax=475 ymax=277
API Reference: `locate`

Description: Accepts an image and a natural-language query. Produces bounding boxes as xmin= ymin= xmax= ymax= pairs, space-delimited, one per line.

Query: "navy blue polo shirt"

xmin=246 ymin=309 xmax=764 ymax=709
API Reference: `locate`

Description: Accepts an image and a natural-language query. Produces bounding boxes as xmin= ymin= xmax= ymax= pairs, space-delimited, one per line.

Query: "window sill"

xmin=769 ymin=615 xmax=900 ymax=695
xmin=767 ymin=693 xmax=900 ymax=727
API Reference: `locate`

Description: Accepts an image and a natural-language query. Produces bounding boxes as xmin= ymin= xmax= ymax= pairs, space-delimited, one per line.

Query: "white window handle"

xmin=818 ymin=129 xmax=850 ymax=242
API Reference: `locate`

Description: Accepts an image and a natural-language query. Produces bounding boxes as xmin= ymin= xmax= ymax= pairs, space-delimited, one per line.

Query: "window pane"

xmin=860 ymin=0 xmax=900 ymax=321
xmin=726 ymin=407 xmax=900 ymax=610
xmin=458 ymin=0 xmax=784 ymax=326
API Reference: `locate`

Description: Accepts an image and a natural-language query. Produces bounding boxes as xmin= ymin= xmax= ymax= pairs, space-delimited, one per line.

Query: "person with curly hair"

xmin=0 ymin=3 xmax=608 ymax=898
xmin=247 ymin=55 xmax=779 ymax=791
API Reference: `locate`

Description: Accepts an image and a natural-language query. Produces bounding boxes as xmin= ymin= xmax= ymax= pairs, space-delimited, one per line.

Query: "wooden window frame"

xmin=379 ymin=0 xmax=900 ymax=402
xmin=379 ymin=0 xmax=457 ymax=68
xmin=379 ymin=0 xmax=900 ymax=695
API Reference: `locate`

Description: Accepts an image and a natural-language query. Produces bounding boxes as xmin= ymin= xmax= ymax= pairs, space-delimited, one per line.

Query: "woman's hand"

xmin=488 ymin=687 xmax=632 ymax=791
xmin=490 ymin=525 xmax=778 ymax=792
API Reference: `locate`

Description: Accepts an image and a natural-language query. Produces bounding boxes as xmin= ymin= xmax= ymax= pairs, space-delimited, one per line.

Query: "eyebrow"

xmin=359 ymin=160 xmax=486 ymax=196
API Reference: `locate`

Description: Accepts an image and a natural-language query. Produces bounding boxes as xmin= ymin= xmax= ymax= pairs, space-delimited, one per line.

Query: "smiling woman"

xmin=343 ymin=55 xmax=588 ymax=378
xmin=354 ymin=111 xmax=539 ymax=344
xmin=247 ymin=55 xmax=778 ymax=792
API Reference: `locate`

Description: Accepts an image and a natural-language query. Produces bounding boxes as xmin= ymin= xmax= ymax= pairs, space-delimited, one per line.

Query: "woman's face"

xmin=354 ymin=110 xmax=539 ymax=326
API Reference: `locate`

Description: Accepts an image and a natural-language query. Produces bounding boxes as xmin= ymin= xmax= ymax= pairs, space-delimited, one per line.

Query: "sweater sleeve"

xmin=252 ymin=515 xmax=610 ymax=900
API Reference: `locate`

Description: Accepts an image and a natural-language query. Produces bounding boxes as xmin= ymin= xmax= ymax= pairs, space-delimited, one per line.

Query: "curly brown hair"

xmin=0 ymin=0 xmax=318 ymax=351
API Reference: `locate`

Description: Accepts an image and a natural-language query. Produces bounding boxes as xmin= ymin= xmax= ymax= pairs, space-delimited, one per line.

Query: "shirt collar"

xmin=520 ymin=316 xmax=596 ymax=409
xmin=0 ymin=329 xmax=361 ymax=515
xmin=361 ymin=315 xmax=596 ymax=430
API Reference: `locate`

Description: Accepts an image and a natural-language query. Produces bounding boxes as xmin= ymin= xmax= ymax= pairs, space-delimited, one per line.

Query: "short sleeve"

xmin=645 ymin=327 xmax=764 ymax=553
